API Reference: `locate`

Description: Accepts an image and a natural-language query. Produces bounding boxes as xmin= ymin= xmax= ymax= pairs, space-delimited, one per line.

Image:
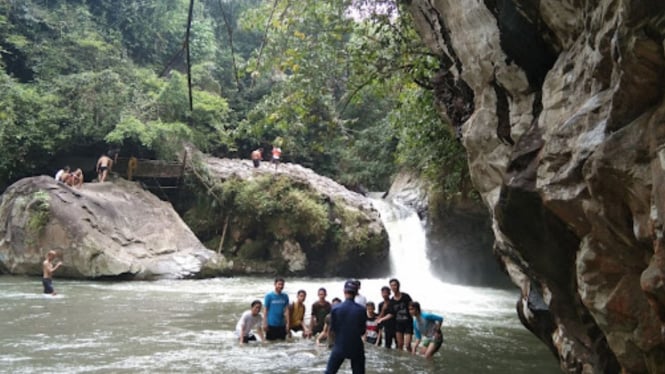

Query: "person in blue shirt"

xmin=409 ymin=301 xmax=444 ymax=359
xmin=263 ymin=278 xmax=290 ymax=340
xmin=325 ymin=280 xmax=367 ymax=374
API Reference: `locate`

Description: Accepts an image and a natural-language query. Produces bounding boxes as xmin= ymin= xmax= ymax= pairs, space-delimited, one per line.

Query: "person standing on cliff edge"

xmin=271 ymin=145 xmax=282 ymax=170
xmin=251 ymin=148 xmax=263 ymax=168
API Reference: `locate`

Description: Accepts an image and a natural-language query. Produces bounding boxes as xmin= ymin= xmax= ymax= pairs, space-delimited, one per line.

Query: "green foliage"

xmin=105 ymin=117 xmax=193 ymax=160
xmin=0 ymin=71 xmax=62 ymax=182
xmin=0 ymin=0 xmax=476 ymax=206
xmin=27 ymin=191 xmax=51 ymax=237
xmin=390 ymin=85 xmax=474 ymax=201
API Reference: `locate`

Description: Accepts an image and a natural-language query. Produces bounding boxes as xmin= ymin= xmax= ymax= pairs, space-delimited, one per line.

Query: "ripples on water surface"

xmin=0 ymin=276 xmax=560 ymax=373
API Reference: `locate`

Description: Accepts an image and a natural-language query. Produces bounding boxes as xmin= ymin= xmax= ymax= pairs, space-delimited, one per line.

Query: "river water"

xmin=0 ymin=199 xmax=560 ymax=374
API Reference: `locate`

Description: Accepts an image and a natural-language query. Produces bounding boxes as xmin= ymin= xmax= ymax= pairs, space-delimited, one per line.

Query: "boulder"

xmin=0 ymin=176 xmax=228 ymax=279
xmin=180 ymin=148 xmax=390 ymax=277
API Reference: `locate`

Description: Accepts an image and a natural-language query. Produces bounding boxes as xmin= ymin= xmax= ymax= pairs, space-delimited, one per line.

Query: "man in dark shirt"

xmin=377 ymin=286 xmax=396 ymax=348
xmin=325 ymin=279 xmax=367 ymax=374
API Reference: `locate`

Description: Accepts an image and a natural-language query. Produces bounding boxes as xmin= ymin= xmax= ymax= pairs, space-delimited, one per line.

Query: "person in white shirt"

xmin=235 ymin=300 xmax=265 ymax=345
xmin=55 ymin=166 xmax=70 ymax=182
xmin=352 ymin=279 xmax=367 ymax=307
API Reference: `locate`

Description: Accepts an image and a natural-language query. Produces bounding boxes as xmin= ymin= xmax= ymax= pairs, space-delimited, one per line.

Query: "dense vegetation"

xmin=0 ymin=0 xmax=470 ymax=200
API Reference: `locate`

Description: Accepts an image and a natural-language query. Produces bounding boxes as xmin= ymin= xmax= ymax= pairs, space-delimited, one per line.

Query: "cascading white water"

xmin=369 ymin=196 xmax=513 ymax=317
xmin=370 ymin=197 xmax=435 ymax=283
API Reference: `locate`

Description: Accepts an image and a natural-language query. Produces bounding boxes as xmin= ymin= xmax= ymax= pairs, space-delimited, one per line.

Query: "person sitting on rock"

xmin=70 ymin=168 xmax=84 ymax=188
xmin=55 ymin=166 xmax=70 ymax=183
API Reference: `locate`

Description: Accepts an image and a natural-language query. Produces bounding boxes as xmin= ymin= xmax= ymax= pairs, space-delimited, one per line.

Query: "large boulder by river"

xmin=179 ymin=149 xmax=390 ymax=277
xmin=407 ymin=1 xmax=665 ymax=372
xmin=0 ymin=176 xmax=228 ymax=279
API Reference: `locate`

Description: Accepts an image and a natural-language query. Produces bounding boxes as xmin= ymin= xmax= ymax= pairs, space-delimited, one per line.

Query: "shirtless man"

xmin=96 ymin=154 xmax=114 ymax=183
xmin=251 ymin=148 xmax=263 ymax=168
xmin=42 ymin=250 xmax=63 ymax=295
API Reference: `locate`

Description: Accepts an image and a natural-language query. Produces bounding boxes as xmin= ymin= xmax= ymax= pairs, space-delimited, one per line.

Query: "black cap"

xmin=344 ymin=279 xmax=359 ymax=294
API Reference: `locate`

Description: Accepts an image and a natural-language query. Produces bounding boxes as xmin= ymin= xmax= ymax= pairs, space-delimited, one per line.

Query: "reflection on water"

xmin=0 ymin=276 xmax=559 ymax=374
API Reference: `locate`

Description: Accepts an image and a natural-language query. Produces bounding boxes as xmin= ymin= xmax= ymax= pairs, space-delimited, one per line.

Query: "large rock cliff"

xmin=406 ymin=1 xmax=665 ymax=372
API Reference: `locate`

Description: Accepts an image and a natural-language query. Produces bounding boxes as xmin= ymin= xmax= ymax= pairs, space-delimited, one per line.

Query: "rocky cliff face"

xmin=407 ymin=1 xmax=665 ymax=372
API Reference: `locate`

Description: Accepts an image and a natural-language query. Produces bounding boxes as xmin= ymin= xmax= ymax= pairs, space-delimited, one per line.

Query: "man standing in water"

xmin=263 ymin=278 xmax=290 ymax=341
xmin=310 ymin=287 xmax=332 ymax=337
xmin=377 ymin=286 xmax=396 ymax=348
xmin=325 ymin=280 xmax=366 ymax=374
xmin=377 ymin=278 xmax=413 ymax=351
xmin=42 ymin=250 xmax=63 ymax=295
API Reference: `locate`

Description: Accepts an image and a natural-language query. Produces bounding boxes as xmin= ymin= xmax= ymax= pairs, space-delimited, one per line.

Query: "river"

xmin=0 ymin=198 xmax=560 ymax=374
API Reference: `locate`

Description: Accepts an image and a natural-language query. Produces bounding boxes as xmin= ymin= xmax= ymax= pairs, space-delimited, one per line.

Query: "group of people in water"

xmin=54 ymin=151 xmax=117 ymax=187
xmin=251 ymin=145 xmax=282 ymax=170
xmin=236 ymin=277 xmax=444 ymax=373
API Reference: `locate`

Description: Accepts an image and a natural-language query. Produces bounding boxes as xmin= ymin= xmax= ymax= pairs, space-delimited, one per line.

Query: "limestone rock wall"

xmin=407 ymin=0 xmax=665 ymax=372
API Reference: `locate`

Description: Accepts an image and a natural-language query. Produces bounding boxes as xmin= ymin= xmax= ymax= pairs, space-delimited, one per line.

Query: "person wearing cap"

xmin=352 ymin=279 xmax=367 ymax=307
xmin=325 ymin=280 xmax=367 ymax=374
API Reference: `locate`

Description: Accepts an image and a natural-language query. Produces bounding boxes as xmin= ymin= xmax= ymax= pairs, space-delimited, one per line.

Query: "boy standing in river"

xmin=288 ymin=289 xmax=311 ymax=338
xmin=310 ymin=287 xmax=332 ymax=337
xmin=377 ymin=286 xmax=396 ymax=348
xmin=42 ymin=250 xmax=63 ymax=295
xmin=263 ymin=278 xmax=290 ymax=340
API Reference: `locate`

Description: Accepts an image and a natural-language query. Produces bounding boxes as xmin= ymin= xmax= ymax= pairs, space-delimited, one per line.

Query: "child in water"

xmin=364 ymin=301 xmax=381 ymax=346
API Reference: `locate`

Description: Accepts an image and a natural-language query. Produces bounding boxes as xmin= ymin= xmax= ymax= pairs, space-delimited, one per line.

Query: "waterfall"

xmin=370 ymin=196 xmax=436 ymax=284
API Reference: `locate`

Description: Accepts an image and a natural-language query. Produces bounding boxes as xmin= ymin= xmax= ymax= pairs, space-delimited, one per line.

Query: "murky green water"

xmin=0 ymin=276 xmax=560 ymax=373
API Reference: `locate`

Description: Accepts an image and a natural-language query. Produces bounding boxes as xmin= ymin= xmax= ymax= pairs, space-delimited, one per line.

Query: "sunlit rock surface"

xmin=0 ymin=176 xmax=228 ymax=279
xmin=407 ymin=0 xmax=665 ymax=372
